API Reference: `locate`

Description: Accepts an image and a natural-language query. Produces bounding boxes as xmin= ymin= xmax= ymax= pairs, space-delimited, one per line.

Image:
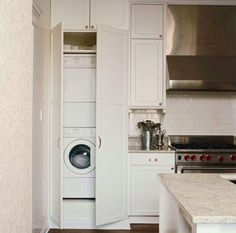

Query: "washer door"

xmin=64 ymin=139 xmax=95 ymax=174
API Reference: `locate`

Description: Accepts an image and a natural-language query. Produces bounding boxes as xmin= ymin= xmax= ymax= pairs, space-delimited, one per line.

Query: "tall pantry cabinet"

xmin=51 ymin=10 xmax=129 ymax=229
xmin=130 ymin=4 xmax=164 ymax=108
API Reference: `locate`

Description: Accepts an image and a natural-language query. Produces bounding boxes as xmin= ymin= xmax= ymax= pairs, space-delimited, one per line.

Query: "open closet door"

xmin=50 ymin=23 xmax=63 ymax=227
xmin=96 ymin=27 xmax=128 ymax=226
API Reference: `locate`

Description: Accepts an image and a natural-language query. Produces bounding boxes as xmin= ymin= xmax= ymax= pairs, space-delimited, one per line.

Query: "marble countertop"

xmin=129 ymin=145 xmax=175 ymax=153
xmin=159 ymin=173 xmax=236 ymax=224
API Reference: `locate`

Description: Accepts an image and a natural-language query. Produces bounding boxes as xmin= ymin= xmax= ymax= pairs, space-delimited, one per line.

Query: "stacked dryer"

xmin=63 ymin=54 xmax=96 ymax=198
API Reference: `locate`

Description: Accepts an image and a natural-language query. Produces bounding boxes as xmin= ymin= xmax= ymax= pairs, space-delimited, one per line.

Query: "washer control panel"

xmin=63 ymin=127 xmax=96 ymax=138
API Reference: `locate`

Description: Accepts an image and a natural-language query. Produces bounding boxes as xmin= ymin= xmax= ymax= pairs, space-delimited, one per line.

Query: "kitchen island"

xmin=159 ymin=174 xmax=236 ymax=233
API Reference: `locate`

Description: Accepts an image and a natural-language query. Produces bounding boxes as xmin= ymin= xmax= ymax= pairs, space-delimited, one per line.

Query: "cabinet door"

xmin=131 ymin=166 xmax=173 ymax=216
xmin=131 ymin=5 xmax=163 ymax=39
xmin=90 ymin=0 xmax=129 ymax=30
xmin=130 ymin=40 xmax=163 ymax=107
xmin=51 ymin=23 xmax=63 ymax=227
xmin=96 ymin=27 xmax=128 ymax=226
xmin=51 ymin=0 xmax=90 ymax=30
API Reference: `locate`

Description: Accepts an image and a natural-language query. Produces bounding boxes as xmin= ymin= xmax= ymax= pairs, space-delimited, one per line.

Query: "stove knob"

xmin=191 ymin=155 xmax=196 ymax=161
xmin=206 ymin=155 xmax=212 ymax=161
xmin=218 ymin=156 xmax=224 ymax=162
xmin=230 ymin=155 xmax=236 ymax=161
xmin=184 ymin=154 xmax=190 ymax=161
xmin=200 ymin=155 xmax=206 ymax=161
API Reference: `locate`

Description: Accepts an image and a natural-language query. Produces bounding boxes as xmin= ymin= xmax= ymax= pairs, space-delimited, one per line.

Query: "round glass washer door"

xmin=64 ymin=139 xmax=95 ymax=175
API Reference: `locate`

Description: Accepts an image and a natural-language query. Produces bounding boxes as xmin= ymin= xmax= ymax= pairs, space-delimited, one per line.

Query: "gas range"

xmin=169 ymin=136 xmax=236 ymax=173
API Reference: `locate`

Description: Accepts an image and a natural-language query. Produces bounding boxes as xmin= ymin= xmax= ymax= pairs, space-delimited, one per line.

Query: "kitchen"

xmin=1 ymin=0 xmax=236 ymax=233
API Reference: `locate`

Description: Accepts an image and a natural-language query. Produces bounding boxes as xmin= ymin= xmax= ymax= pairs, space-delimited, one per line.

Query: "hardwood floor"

xmin=49 ymin=224 xmax=159 ymax=233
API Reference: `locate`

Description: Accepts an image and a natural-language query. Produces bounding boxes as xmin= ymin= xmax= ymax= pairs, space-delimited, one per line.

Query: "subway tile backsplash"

xmin=129 ymin=109 xmax=163 ymax=136
xmin=164 ymin=92 xmax=236 ymax=135
xmin=129 ymin=93 xmax=236 ymax=137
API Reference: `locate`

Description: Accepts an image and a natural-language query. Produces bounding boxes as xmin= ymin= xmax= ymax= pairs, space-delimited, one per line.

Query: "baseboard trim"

xmin=63 ymin=217 xmax=130 ymax=230
xmin=129 ymin=216 xmax=159 ymax=224
xmin=40 ymin=227 xmax=50 ymax=233
xmin=49 ymin=215 xmax=60 ymax=229
xmin=38 ymin=222 xmax=50 ymax=233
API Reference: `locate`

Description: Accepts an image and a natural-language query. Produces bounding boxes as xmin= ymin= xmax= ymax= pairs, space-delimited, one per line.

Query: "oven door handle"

xmin=177 ymin=166 xmax=236 ymax=174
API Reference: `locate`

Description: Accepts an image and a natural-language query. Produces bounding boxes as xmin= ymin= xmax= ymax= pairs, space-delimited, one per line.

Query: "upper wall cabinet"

xmin=51 ymin=0 xmax=90 ymax=30
xmin=90 ymin=0 xmax=129 ymax=30
xmin=130 ymin=40 xmax=163 ymax=108
xmin=131 ymin=4 xmax=163 ymax=39
xmin=51 ymin=0 xmax=129 ymax=30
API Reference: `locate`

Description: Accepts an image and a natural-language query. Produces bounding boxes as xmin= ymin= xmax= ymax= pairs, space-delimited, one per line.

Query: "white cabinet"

xmin=130 ymin=40 xmax=163 ymax=108
xmin=131 ymin=4 xmax=163 ymax=39
xmin=131 ymin=166 xmax=173 ymax=216
xmin=51 ymin=0 xmax=90 ymax=30
xmin=130 ymin=153 xmax=175 ymax=216
xmin=130 ymin=4 xmax=165 ymax=108
xmin=96 ymin=27 xmax=128 ymax=226
xmin=51 ymin=0 xmax=129 ymax=30
xmin=51 ymin=23 xmax=63 ymax=226
xmin=90 ymin=0 xmax=129 ymax=30
xmin=51 ymin=24 xmax=128 ymax=227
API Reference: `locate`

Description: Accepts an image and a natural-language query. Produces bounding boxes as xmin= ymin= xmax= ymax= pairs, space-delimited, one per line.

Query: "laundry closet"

xmin=50 ymin=11 xmax=129 ymax=228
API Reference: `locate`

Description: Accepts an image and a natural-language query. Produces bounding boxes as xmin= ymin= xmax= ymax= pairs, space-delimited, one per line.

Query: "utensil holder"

xmin=141 ymin=131 xmax=151 ymax=150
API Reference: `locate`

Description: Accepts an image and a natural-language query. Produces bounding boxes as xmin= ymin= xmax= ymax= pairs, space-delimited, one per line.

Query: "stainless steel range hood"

xmin=166 ymin=5 xmax=236 ymax=91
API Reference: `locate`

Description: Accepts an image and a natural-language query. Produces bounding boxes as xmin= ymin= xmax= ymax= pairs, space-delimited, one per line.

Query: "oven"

xmin=169 ymin=135 xmax=236 ymax=175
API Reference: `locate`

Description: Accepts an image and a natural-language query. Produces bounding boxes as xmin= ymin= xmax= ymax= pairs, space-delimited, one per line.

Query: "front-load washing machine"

xmin=63 ymin=128 xmax=96 ymax=198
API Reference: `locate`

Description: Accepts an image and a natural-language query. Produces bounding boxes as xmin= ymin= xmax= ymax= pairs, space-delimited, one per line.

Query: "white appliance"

xmin=63 ymin=54 xmax=96 ymax=102
xmin=63 ymin=128 xmax=96 ymax=198
xmin=63 ymin=102 xmax=96 ymax=128
xmin=63 ymin=54 xmax=96 ymax=128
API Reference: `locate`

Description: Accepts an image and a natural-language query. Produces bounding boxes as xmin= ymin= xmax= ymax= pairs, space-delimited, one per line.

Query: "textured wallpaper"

xmin=0 ymin=0 xmax=32 ymax=232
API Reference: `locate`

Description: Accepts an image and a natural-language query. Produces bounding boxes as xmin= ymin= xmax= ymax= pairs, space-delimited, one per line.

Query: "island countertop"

xmin=159 ymin=173 xmax=236 ymax=224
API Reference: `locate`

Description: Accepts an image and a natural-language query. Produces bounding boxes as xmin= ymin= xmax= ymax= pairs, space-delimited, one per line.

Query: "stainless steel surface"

xmin=137 ymin=120 xmax=162 ymax=150
xmin=142 ymin=131 xmax=151 ymax=150
xmin=176 ymin=152 xmax=236 ymax=164
xmin=170 ymin=135 xmax=234 ymax=145
xmin=166 ymin=5 xmax=236 ymax=91
xmin=177 ymin=166 xmax=236 ymax=174
xmin=156 ymin=129 xmax=166 ymax=149
xmin=148 ymin=158 xmax=158 ymax=162
xmin=170 ymin=135 xmax=236 ymax=173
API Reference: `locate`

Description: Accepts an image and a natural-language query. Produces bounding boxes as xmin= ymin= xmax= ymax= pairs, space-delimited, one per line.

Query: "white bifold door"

xmin=50 ymin=23 xmax=63 ymax=226
xmin=50 ymin=24 xmax=128 ymax=227
xmin=96 ymin=27 xmax=128 ymax=226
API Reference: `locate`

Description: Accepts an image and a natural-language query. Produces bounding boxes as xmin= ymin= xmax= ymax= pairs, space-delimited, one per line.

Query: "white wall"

xmin=0 ymin=1 xmax=32 ymax=232
xmin=32 ymin=1 xmax=51 ymax=232
xmin=129 ymin=93 xmax=236 ymax=137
